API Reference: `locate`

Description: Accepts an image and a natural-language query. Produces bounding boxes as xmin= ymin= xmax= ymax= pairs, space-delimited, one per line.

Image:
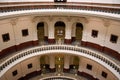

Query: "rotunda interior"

xmin=0 ymin=0 xmax=120 ymax=80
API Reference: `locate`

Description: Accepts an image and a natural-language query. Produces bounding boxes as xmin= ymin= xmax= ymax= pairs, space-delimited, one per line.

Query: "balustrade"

xmin=0 ymin=44 xmax=120 ymax=78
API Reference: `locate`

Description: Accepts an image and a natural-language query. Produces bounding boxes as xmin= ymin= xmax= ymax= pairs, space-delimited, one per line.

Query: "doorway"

xmin=37 ymin=22 xmax=48 ymax=45
xmin=40 ymin=55 xmax=50 ymax=73
xmin=76 ymin=23 xmax=83 ymax=41
xmin=37 ymin=22 xmax=44 ymax=45
xmin=70 ymin=56 xmax=79 ymax=74
xmin=55 ymin=21 xmax=65 ymax=44
xmin=55 ymin=54 xmax=64 ymax=73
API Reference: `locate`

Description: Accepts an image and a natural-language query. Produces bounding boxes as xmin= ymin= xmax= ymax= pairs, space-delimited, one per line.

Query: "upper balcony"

xmin=0 ymin=2 xmax=120 ymax=20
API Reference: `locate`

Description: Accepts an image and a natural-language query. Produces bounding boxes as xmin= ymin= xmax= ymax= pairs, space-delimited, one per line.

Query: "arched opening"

xmin=55 ymin=54 xmax=64 ymax=73
xmin=54 ymin=21 xmax=65 ymax=44
xmin=76 ymin=23 xmax=83 ymax=41
xmin=72 ymin=22 xmax=83 ymax=45
xmin=40 ymin=55 xmax=50 ymax=74
xmin=70 ymin=56 xmax=79 ymax=74
xmin=37 ymin=22 xmax=48 ymax=45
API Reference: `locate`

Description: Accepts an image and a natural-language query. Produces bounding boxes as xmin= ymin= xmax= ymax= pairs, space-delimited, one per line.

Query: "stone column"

xmin=32 ymin=16 xmax=41 ymax=46
xmin=48 ymin=21 xmax=55 ymax=44
xmin=36 ymin=56 xmax=42 ymax=75
xmin=44 ymin=23 xmax=48 ymax=41
xmin=63 ymin=55 xmax=70 ymax=73
xmin=78 ymin=57 xmax=82 ymax=71
xmin=80 ymin=18 xmax=88 ymax=47
xmin=49 ymin=55 xmax=55 ymax=72
xmin=65 ymin=20 xmax=72 ymax=44
xmin=77 ymin=57 xmax=82 ymax=76
xmin=71 ymin=24 xmax=76 ymax=42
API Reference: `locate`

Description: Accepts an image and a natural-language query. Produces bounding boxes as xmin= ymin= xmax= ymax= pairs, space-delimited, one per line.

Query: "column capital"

xmin=10 ymin=18 xmax=18 ymax=25
xmin=32 ymin=16 xmax=45 ymax=23
xmin=32 ymin=16 xmax=40 ymax=23
xmin=102 ymin=19 xmax=110 ymax=27
xmin=76 ymin=17 xmax=89 ymax=23
xmin=48 ymin=16 xmax=53 ymax=22
xmin=67 ymin=17 xmax=72 ymax=22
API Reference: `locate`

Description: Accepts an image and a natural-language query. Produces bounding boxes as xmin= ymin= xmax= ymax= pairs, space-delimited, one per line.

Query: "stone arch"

xmin=55 ymin=54 xmax=64 ymax=72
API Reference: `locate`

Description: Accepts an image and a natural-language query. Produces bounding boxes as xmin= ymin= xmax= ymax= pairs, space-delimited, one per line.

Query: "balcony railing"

xmin=0 ymin=44 xmax=120 ymax=79
xmin=0 ymin=2 xmax=120 ymax=14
